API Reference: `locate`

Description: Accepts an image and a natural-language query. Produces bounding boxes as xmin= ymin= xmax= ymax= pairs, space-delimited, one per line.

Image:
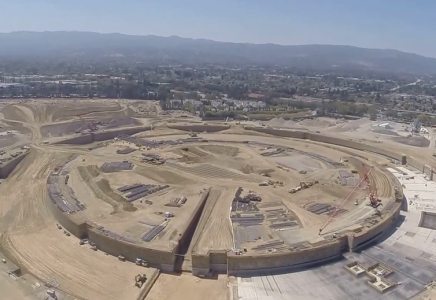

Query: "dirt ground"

xmin=0 ymin=100 xmax=430 ymax=300
xmin=147 ymin=273 xmax=228 ymax=300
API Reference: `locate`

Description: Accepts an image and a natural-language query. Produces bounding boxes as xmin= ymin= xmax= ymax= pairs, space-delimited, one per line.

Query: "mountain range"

xmin=0 ymin=31 xmax=435 ymax=74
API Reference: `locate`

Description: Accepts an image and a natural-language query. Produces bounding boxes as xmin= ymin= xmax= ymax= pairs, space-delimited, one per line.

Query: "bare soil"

xmin=392 ymin=136 xmax=430 ymax=147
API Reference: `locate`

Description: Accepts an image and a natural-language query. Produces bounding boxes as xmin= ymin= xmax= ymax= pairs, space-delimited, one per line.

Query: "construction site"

xmin=0 ymin=99 xmax=436 ymax=300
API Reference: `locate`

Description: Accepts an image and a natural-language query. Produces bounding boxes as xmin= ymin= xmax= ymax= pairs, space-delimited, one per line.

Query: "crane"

xmin=318 ymin=166 xmax=373 ymax=235
xmin=363 ymin=165 xmax=382 ymax=207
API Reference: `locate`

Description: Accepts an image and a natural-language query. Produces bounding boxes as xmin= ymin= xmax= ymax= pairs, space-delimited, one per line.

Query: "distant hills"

xmin=0 ymin=31 xmax=436 ymax=74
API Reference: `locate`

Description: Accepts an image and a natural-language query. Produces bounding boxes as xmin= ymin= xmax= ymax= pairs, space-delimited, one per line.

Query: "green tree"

xmin=368 ymin=106 xmax=378 ymax=121
xmin=386 ymin=109 xmax=398 ymax=119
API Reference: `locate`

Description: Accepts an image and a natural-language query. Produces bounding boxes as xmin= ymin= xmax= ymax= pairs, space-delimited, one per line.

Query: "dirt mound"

xmin=52 ymin=103 xmax=122 ymax=121
xmin=135 ymin=166 xmax=191 ymax=184
xmin=40 ymin=117 xmax=142 ymax=137
xmin=96 ymin=179 xmax=136 ymax=213
xmin=391 ymin=136 xmax=430 ymax=148
xmin=299 ymin=119 xmax=334 ymax=128
xmin=2 ymin=105 xmax=29 ymax=122
xmin=199 ymin=145 xmax=239 ymax=157
xmin=331 ymin=119 xmax=368 ymax=132
xmin=174 ymin=146 xmax=210 ymax=163
xmin=372 ymin=129 xmax=399 ymax=136
xmin=77 ymin=165 xmax=135 ymax=213
xmin=265 ymin=117 xmax=306 ymax=130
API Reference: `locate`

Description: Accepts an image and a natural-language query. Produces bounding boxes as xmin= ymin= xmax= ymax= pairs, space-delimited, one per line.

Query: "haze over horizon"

xmin=1 ymin=0 xmax=435 ymax=58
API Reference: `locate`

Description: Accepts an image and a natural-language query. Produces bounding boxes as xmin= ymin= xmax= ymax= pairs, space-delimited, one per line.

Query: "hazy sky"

xmin=1 ymin=0 xmax=435 ymax=57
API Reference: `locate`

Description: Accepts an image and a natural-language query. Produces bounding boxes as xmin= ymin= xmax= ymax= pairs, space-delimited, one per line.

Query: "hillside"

xmin=1 ymin=31 xmax=436 ymax=74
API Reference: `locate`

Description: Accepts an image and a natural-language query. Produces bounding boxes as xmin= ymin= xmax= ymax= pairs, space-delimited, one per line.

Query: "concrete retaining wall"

xmin=0 ymin=152 xmax=28 ymax=179
xmin=348 ymin=203 xmax=402 ymax=251
xmin=54 ymin=126 xmax=152 ymax=145
xmin=209 ymin=250 xmax=228 ymax=273
xmin=48 ymin=201 xmax=88 ymax=238
xmin=46 ymin=126 xmax=406 ymax=275
xmin=191 ymin=254 xmax=210 ymax=276
xmin=243 ymin=127 xmax=307 ymax=139
xmin=54 ymin=134 xmax=94 ymax=145
xmin=93 ymin=126 xmax=152 ymax=141
xmin=87 ymin=227 xmax=176 ymax=270
xmin=227 ymin=241 xmax=343 ymax=276
xmin=243 ymin=127 xmax=402 ymax=161
xmin=168 ymin=125 xmax=230 ymax=133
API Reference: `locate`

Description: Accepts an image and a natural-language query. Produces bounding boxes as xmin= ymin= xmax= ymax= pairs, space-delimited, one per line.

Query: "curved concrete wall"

xmin=48 ymin=200 xmax=88 ymax=239
xmin=227 ymin=240 xmax=343 ymax=276
xmin=54 ymin=126 xmax=152 ymax=145
xmin=87 ymin=227 xmax=176 ymax=271
xmin=46 ymin=126 xmax=405 ymax=275
xmin=168 ymin=125 xmax=230 ymax=133
xmin=348 ymin=203 xmax=402 ymax=251
xmin=54 ymin=134 xmax=94 ymax=145
xmin=243 ymin=127 xmax=402 ymax=161
xmin=0 ymin=152 xmax=28 ymax=179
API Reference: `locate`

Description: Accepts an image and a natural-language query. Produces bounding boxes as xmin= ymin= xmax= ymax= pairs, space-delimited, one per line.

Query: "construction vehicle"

xmin=289 ymin=181 xmax=319 ymax=193
xmin=46 ymin=289 xmax=57 ymax=299
xmin=318 ymin=167 xmax=373 ymax=235
xmin=363 ymin=165 xmax=382 ymax=207
xmin=118 ymin=255 xmax=126 ymax=262
xmin=135 ymin=274 xmax=147 ymax=288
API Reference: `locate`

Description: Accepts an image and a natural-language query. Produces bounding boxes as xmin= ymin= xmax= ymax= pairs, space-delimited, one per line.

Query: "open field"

xmin=0 ymin=99 xmax=434 ymax=300
xmin=147 ymin=273 xmax=228 ymax=300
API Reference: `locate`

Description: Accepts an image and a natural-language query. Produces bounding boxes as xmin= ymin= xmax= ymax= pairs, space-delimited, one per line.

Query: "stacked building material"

xmin=48 ymin=183 xmax=78 ymax=213
xmin=305 ymin=203 xmax=347 ymax=216
xmin=142 ymin=153 xmax=166 ymax=165
xmin=231 ymin=201 xmax=259 ymax=212
xmin=261 ymin=148 xmax=286 ymax=157
xmin=116 ymin=134 xmax=160 ymax=148
xmin=100 ymin=161 xmax=134 ymax=173
xmin=118 ymin=183 xmax=169 ymax=202
xmin=94 ymin=227 xmax=136 ymax=244
xmin=233 ymin=225 xmax=266 ymax=249
xmin=251 ymin=240 xmax=286 ymax=252
xmin=231 ymin=213 xmax=265 ymax=226
xmin=116 ymin=147 xmax=136 ymax=155
xmin=141 ymin=221 xmax=168 ymax=242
